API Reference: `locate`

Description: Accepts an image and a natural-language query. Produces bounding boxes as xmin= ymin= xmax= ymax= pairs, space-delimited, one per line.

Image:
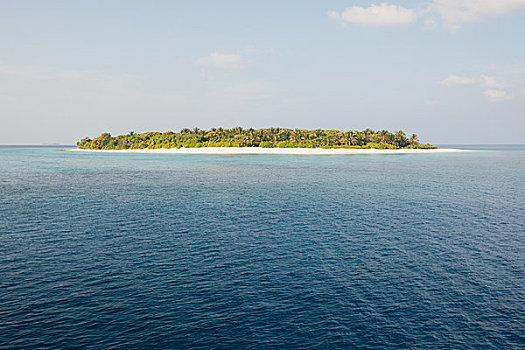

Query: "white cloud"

xmin=329 ymin=1 xmax=525 ymax=31
xmin=329 ymin=3 xmax=417 ymax=26
xmin=195 ymin=53 xmax=246 ymax=70
xmin=440 ymin=74 xmax=478 ymax=86
xmin=434 ymin=0 xmax=525 ymax=31
xmin=481 ymin=75 xmax=508 ymax=89
xmin=441 ymin=72 xmax=516 ymax=102
xmin=484 ymin=89 xmax=512 ymax=102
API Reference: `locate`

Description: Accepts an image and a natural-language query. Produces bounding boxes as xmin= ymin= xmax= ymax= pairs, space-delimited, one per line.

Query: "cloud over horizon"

xmin=484 ymin=89 xmax=513 ymax=102
xmin=441 ymin=73 xmax=516 ymax=102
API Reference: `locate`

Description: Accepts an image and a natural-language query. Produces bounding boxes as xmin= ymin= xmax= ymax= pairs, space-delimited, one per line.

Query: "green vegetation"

xmin=77 ymin=127 xmax=436 ymax=150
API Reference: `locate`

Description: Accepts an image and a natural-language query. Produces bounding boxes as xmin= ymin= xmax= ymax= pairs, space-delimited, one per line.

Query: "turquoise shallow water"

xmin=1 ymin=146 xmax=524 ymax=349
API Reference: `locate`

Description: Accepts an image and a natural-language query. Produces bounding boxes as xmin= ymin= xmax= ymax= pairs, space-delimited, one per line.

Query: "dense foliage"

xmin=77 ymin=127 xmax=436 ymax=150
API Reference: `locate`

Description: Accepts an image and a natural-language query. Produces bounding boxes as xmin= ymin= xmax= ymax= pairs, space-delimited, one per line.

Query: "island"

xmin=77 ymin=127 xmax=437 ymax=150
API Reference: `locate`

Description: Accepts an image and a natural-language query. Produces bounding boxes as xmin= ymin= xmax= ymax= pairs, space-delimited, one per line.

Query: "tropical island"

xmin=77 ymin=127 xmax=437 ymax=150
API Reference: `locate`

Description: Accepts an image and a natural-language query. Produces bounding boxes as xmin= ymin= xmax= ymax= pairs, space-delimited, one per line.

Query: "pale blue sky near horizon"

xmin=1 ymin=0 xmax=524 ymax=144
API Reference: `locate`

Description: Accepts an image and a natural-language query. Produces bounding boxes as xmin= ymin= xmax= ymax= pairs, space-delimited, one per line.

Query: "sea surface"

xmin=0 ymin=145 xmax=524 ymax=349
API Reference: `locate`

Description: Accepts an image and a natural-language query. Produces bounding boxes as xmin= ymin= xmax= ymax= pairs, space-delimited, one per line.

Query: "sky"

xmin=1 ymin=0 xmax=525 ymax=145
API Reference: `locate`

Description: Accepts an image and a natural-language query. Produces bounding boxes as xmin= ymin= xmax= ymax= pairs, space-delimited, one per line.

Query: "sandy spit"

xmin=69 ymin=147 xmax=469 ymax=155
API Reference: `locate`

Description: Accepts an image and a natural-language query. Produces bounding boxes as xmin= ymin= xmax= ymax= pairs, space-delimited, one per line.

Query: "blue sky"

xmin=1 ymin=0 xmax=524 ymax=144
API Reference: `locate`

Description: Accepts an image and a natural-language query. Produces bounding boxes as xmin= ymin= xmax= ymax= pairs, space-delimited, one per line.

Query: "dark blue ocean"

xmin=1 ymin=146 xmax=524 ymax=349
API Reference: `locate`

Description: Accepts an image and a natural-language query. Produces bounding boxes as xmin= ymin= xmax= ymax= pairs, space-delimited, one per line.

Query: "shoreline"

xmin=69 ymin=147 xmax=469 ymax=155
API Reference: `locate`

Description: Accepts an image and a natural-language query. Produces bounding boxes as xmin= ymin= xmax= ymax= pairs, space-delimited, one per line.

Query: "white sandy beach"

xmin=70 ymin=147 xmax=468 ymax=155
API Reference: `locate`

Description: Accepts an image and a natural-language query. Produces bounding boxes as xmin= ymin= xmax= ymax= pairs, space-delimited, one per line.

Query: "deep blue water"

xmin=1 ymin=146 xmax=524 ymax=349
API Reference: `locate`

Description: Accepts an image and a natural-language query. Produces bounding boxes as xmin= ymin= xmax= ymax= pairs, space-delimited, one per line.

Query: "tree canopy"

xmin=77 ymin=128 xmax=436 ymax=150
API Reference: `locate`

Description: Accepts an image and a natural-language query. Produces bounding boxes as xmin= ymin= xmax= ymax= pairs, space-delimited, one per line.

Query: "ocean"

xmin=1 ymin=145 xmax=524 ymax=348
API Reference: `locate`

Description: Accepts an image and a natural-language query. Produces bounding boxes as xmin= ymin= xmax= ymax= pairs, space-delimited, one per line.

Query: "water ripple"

xmin=0 ymin=147 xmax=524 ymax=349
